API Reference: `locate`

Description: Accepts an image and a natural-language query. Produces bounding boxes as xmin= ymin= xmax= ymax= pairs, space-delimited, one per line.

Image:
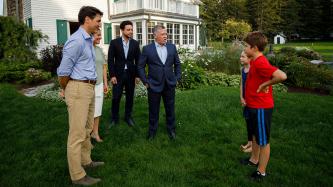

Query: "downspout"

xmin=107 ymin=0 xmax=111 ymax=20
xmin=15 ymin=0 xmax=19 ymax=20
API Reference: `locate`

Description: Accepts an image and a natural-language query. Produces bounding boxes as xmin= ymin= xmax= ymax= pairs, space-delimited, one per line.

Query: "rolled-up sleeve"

xmin=57 ymin=39 xmax=81 ymax=76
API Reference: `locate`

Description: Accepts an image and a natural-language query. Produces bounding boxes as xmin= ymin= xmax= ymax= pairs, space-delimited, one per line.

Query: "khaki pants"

xmin=65 ymin=81 xmax=95 ymax=181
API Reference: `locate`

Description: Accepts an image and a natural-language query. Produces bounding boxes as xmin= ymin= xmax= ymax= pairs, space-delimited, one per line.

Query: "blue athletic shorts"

xmin=247 ymin=107 xmax=273 ymax=146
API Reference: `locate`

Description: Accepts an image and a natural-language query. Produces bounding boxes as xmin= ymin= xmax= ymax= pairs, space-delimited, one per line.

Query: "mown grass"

xmin=1 ymin=84 xmax=333 ymax=186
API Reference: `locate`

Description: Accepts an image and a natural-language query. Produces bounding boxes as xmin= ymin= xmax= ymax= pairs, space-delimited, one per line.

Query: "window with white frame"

xmin=136 ymin=22 xmax=142 ymax=45
xmin=183 ymin=25 xmax=188 ymax=45
xmin=167 ymin=23 xmax=173 ymax=43
xmin=174 ymin=24 xmax=180 ymax=45
xmin=189 ymin=25 xmax=194 ymax=45
xmin=147 ymin=22 xmax=155 ymax=44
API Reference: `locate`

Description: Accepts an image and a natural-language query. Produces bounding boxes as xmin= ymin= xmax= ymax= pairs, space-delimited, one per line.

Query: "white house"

xmin=22 ymin=0 xmax=112 ymax=53
xmin=274 ymin=34 xmax=286 ymax=44
xmin=110 ymin=0 xmax=201 ymax=49
xmin=22 ymin=0 xmax=201 ymax=53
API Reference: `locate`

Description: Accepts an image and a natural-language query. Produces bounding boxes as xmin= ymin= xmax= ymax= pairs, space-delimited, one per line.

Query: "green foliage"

xmin=200 ymin=0 xmax=330 ymax=41
xmin=0 ymin=60 xmax=40 ymax=82
xmin=273 ymin=83 xmax=288 ymax=93
xmin=220 ymin=19 xmax=251 ymax=40
xmin=23 ymin=68 xmax=52 ymax=84
xmin=0 ymin=17 xmax=49 ymax=84
xmin=40 ymin=45 xmax=63 ymax=75
xmin=200 ymin=0 xmax=249 ymax=41
xmin=0 ymin=16 xmax=47 ymax=62
xmin=177 ymin=46 xmax=290 ymax=92
xmin=196 ymin=42 xmax=242 ymax=74
xmin=286 ymin=60 xmax=333 ymax=91
xmin=177 ymin=58 xmax=207 ymax=90
xmin=134 ymin=82 xmax=148 ymax=98
xmin=295 ymin=47 xmax=322 ymax=60
xmin=269 ymin=47 xmax=333 ymax=93
xmin=274 ymin=41 xmax=333 ymax=61
xmin=278 ymin=46 xmax=322 ymax=60
xmin=35 ymin=83 xmax=64 ymax=102
xmin=206 ymin=72 xmax=239 ymax=87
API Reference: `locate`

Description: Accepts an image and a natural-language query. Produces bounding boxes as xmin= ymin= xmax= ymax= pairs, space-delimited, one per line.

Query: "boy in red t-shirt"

xmin=240 ymin=31 xmax=287 ymax=181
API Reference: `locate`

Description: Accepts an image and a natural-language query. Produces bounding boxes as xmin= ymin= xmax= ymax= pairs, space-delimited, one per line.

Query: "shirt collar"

xmin=79 ymin=27 xmax=93 ymax=40
xmin=122 ymin=36 xmax=130 ymax=43
xmin=155 ymin=41 xmax=166 ymax=48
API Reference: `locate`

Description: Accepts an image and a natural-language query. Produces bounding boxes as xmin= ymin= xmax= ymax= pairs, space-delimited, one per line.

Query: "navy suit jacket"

xmin=138 ymin=42 xmax=181 ymax=93
xmin=108 ymin=37 xmax=141 ymax=78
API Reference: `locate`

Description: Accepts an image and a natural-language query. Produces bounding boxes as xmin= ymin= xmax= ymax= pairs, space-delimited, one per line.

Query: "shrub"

xmin=279 ymin=47 xmax=297 ymax=56
xmin=40 ymin=45 xmax=63 ymax=75
xmin=23 ymin=68 xmax=52 ymax=84
xmin=295 ymin=47 xmax=322 ymax=60
xmin=273 ymin=83 xmax=288 ymax=93
xmin=206 ymin=72 xmax=240 ymax=87
xmin=35 ymin=86 xmax=64 ymax=102
xmin=0 ymin=60 xmax=41 ymax=82
xmin=279 ymin=46 xmax=322 ymax=60
xmin=177 ymin=58 xmax=207 ymax=90
xmin=135 ymin=82 xmax=148 ymax=97
xmin=195 ymin=42 xmax=242 ymax=74
xmin=285 ymin=59 xmax=333 ymax=91
xmin=205 ymin=72 xmax=229 ymax=87
xmin=0 ymin=16 xmax=47 ymax=62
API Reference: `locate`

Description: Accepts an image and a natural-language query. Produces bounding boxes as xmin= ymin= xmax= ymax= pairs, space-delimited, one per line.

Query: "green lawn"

xmin=1 ymin=84 xmax=333 ymax=186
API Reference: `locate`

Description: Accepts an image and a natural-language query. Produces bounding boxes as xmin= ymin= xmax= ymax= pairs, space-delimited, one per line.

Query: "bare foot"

xmin=243 ymin=146 xmax=252 ymax=153
xmin=91 ymin=133 xmax=103 ymax=143
xmin=240 ymin=143 xmax=251 ymax=151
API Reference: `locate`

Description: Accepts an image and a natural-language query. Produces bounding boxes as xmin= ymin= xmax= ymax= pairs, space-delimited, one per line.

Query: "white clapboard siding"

xmin=29 ymin=0 xmax=110 ymax=53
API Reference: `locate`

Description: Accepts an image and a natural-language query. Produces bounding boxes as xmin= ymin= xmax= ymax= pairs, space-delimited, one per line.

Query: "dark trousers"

xmin=243 ymin=106 xmax=252 ymax=141
xmin=111 ymin=71 xmax=135 ymax=121
xmin=148 ymin=84 xmax=175 ymax=135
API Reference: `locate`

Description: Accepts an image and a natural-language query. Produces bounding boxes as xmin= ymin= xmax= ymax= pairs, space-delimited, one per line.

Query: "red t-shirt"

xmin=245 ymin=55 xmax=278 ymax=109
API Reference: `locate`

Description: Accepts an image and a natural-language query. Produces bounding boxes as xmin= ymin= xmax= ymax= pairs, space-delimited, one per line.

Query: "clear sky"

xmin=0 ymin=0 xmax=3 ymax=16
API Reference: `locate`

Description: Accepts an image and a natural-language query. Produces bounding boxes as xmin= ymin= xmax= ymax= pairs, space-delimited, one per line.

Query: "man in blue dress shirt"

xmin=57 ymin=6 xmax=104 ymax=186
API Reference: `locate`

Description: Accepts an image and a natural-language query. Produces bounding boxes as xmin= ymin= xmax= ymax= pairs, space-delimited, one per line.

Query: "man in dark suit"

xmin=138 ymin=25 xmax=181 ymax=140
xmin=108 ymin=21 xmax=141 ymax=127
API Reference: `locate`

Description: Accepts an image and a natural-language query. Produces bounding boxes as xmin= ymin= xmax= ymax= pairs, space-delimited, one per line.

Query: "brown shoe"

xmin=83 ymin=161 xmax=105 ymax=169
xmin=72 ymin=175 xmax=101 ymax=186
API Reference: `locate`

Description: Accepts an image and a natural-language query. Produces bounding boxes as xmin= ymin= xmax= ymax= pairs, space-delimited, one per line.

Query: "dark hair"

xmin=120 ymin=21 xmax=133 ymax=30
xmin=78 ymin=6 xmax=103 ymax=25
xmin=153 ymin=25 xmax=165 ymax=35
xmin=244 ymin=31 xmax=268 ymax=52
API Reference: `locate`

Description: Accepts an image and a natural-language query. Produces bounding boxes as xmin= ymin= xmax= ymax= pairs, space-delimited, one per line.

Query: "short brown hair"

xmin=78 ymin=6 xmax=103 ymax=25
xmin=120 ymin=21 xmax=133 ymax=30
xmin=244 ymin=31 xmax=268 ymax=52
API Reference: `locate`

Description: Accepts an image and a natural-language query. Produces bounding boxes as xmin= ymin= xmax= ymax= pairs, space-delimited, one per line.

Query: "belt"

xmin=70 ymin=78 xmax=96 ymax=85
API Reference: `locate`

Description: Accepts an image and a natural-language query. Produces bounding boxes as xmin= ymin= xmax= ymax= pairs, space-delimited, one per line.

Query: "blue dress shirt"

xmin=57 ymin=27 xmax=97 ymax=80
xmin=122 ymin=36 xmax=130 ymax=69
xmin=154 ymin=41 xmax=167 ymax=64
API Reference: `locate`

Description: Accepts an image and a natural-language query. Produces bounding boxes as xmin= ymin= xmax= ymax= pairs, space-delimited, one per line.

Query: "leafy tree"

xmin=278 ymin=0 xmax=301 ymax=38
xmin=200 ymin=0 xmax=248 ymax=41
xmin=220 ymin=19 xmax=251 ymax=41
xmin=246 ymin=0 xmax=283 ymax=39
xmin=0 ymin=16 xmax=47 ymax=62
